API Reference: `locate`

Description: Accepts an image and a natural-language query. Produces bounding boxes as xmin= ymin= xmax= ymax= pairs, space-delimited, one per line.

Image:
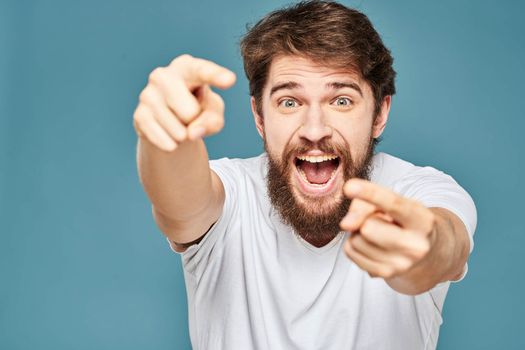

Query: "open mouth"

xmin=294 ymin=154 xmax=341 ymax=187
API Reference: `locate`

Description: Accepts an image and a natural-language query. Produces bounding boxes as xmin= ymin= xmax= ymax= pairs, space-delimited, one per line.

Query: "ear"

xmin=251 ymin=96 xmax=264 ymax=138
xmin=372 ymin=95 xmax=391 ymax=138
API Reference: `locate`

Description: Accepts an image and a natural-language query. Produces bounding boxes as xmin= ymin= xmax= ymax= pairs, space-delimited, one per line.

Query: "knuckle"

xmin=173 ymin=54 xmax=192 ymax=64
xmin=380 ymin=266 xmax=395 ymax=279
xmin=413 ymin=238 xmax=431 ymax=259
xmin=132 ymin=117 xmax=142 ymax=135
xmin=392 ymin=195 xmax=406 ymax=211
xmin=194 ymin=62 xmax=205 ymax=77
xmin=133 ymin=112 xmax=143 ymax=127
xmin=214 ymin=93 xmax=225 ymax=110
xmin=212 ymin=115 xmax=225 ymax=130
xmin=412 ymin=249 xmax=425 ymax=261
xmin=139 ymin=87 xmax=155 ymax=104
xmin=133 ymin=118 xmax=149 ymax=137
xmin=348 ymin=235 xmax=359 ymax=249
xmin=164 ymin=95 xmax=178 ymax=112
xmin=396 ymin=258 xmax=412 ymax=273
xmin=343 ymin=239 xmax=353 ymax=257
xmin=175 ymin=130 xmax=187 ymax=143
xmin=360 ymin=219 xmax=374 ymax=237
xmin=148 ymin=67 xmax=165 ymax=85
xmin=187 ymin=103 xmax=202 ymax=119
xmin=167 ymin=97 xmax=198 ymax=121
xmin=133 ymin=106 xmax=147 ymax=125
xmin=420 ymin=239 xmax=431 ymax=255
xmin=134 ymin=119 xmax=151 ymax=136
xmin=201 ymin=112 xmax=225 ymax=134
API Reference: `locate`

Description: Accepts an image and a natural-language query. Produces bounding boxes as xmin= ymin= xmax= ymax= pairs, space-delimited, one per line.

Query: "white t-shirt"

xmin=169 ymin=152 xmax=477 ymax=350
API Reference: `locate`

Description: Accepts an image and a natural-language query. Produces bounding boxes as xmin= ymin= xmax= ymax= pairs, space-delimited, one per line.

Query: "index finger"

xmin=174 ymin=55 xmax=236 ymax=90
xmin=343 ymin=178 xmax=427 ymax=229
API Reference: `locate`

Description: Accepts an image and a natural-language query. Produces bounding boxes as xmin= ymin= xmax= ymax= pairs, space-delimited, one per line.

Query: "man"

xmin=134 ymin=1 xmax=476 ymax=349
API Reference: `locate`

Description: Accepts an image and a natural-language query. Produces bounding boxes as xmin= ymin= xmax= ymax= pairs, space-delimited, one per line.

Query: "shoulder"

xmin=374 ymin=152 xmax=477 ymax=241
xmin=209 ymin=154 xmax=273 ymax=226
xmin=209 ymin=153 xmax=267 ymax=196
xmin=210 ymin=153 xmax=266 ymax=174
xmin=371 ymin=152 xmax=423 ymax=188
xmin=372 ymin=152 xmax=463 ymax=195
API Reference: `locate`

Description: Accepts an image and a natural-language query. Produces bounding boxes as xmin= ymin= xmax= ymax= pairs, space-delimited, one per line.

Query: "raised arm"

xmin=133 ymin=55 xmax=236 ymax=249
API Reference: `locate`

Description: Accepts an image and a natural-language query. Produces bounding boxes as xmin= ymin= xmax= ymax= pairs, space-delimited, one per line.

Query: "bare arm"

xmin=137 ymin=138 xmax=224 ymax=245
xmin=134 ymin=55 xmax=235 ymax=246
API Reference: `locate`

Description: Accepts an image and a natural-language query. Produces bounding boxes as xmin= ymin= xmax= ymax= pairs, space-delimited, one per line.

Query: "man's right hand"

xmin=133 ymin=54 xmax=236 ymax=152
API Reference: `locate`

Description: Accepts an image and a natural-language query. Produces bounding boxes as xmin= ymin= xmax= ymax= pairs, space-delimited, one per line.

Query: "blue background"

xmin=1 ymin=0 xmax=524 ymax=349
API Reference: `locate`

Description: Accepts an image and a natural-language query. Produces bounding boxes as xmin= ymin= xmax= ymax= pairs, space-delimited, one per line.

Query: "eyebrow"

xmin=326 ymin=81 xmax=363 ymax=97
xmin=269 ymin=81 xmax=301 ymax=96
xmin=269 ymin=80 xmax=363 ymax=97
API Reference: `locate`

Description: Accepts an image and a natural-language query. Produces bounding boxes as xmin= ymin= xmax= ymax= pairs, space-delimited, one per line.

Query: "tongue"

xmin=300 ymin=161 xmax=336 ymax=184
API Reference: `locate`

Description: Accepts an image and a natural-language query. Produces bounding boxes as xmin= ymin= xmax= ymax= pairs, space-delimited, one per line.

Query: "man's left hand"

xmin=340 ymin=178 xmax=437 ymax=280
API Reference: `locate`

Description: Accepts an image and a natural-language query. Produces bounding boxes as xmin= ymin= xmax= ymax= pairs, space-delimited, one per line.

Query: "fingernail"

xmin=189 ymin=126 xmax=205 ymax=140
xmin=219 ymin=71 xmax=235 ymax=84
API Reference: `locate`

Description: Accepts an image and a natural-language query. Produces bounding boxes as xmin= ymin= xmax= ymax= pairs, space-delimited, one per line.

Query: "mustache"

xmin=284 ymin=139 xmax=341 ymax=156
xmin=280 ymin=138 xmax=352 ymax=171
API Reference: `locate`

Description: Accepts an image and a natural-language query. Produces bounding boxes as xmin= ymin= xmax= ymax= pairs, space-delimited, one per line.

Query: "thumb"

xmin=187 ymin=86 xmax=225 ymax=140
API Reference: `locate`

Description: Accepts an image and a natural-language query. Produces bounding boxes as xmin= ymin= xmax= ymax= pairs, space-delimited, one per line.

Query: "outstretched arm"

xmin=134 ymin=55 xmax=236 ymax=247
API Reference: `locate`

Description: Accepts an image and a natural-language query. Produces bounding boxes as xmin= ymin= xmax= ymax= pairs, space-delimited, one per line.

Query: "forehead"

xmin=265 ymin=55 xmax=371 ymax=95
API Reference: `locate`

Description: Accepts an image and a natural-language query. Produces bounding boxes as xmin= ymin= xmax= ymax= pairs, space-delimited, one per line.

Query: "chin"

xmin=290 ymin=180 xmax=345 ymax=217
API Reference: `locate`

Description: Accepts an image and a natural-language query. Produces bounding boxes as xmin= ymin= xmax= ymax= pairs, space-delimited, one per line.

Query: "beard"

xmin=265 ymin=136 xmax=375 ymax=247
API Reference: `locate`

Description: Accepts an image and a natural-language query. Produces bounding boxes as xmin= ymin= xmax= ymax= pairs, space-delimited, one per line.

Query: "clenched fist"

xmin=133 ymin=54 xmax=236 ymax=151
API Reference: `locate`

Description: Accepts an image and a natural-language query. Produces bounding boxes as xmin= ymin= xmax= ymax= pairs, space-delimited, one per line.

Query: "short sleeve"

xmin=167 ymin=157 xmax=241 ymax=278
xmin=394 ymin=166 xmax=477 ymax=282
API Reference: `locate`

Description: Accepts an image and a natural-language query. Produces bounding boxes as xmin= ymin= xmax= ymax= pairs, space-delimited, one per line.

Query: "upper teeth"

xmin=297 ymin=155 xmax=338 ymax=163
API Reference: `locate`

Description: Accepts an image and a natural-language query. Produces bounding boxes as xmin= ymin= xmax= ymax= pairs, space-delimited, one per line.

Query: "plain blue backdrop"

xmin=1 ymin=0 xmax=524 ymax=349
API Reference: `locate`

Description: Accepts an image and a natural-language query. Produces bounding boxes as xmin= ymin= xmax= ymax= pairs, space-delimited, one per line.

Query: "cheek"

xmin=264 ymin=127 xmax=289 ymax=159
xmin=331 ymin=118 xmax=374 ymax=156
xmin=263 ymin=115 xmax=299 ymax=155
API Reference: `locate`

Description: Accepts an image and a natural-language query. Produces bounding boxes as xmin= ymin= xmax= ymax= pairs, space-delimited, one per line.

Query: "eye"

xmin=332 ymin=97 xmax=352 ymax=107
xmin=278 ymin=98 xmax=298 ymax=108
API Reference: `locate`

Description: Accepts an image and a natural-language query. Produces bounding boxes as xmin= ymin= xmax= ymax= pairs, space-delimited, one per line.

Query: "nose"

xmin=297 ymin=105 xmax=333 ymax=143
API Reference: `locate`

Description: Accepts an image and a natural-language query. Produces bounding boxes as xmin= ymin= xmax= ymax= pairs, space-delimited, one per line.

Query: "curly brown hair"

xmin=240 ymin=0 xmax=396 ymax=118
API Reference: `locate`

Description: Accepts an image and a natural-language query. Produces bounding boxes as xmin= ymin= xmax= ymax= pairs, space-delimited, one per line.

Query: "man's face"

xmin=252 ymin=56 xmax=389 ymax=246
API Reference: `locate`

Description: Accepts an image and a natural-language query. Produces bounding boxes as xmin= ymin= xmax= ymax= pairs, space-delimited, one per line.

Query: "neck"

xmin=298 ymin=231 xmax=341 ymax=248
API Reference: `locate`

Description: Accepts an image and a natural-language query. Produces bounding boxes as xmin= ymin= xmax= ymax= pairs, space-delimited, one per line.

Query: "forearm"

xmin=133 ymin=55 xmax=234 ymax=244
xmin=386 ymin=208 xmax=470 ymax=295
xmin=137 ymin=137 xmax=215 ymax=223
